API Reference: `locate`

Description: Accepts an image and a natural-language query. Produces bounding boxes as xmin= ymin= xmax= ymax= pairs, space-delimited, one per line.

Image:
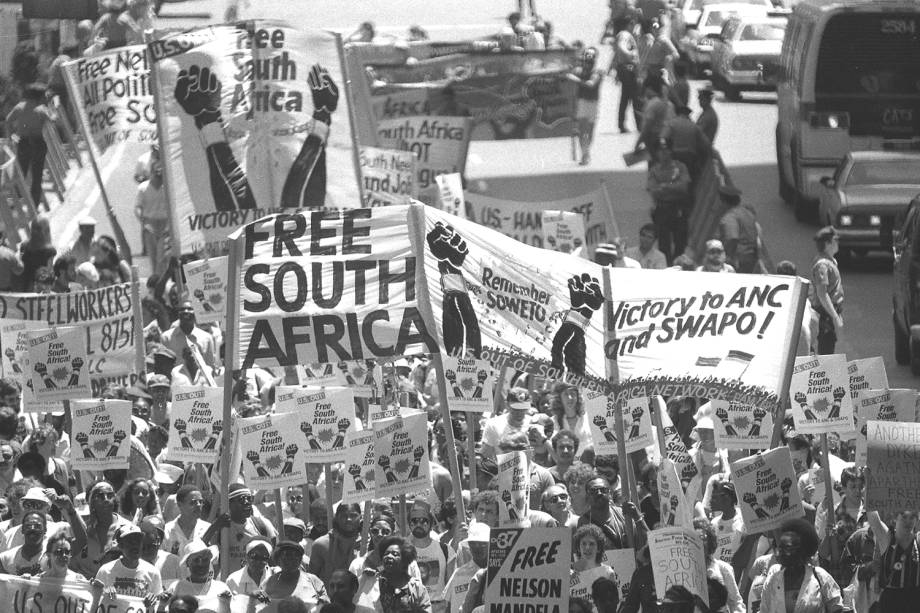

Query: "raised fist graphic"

xmin=413 ymin=446 xmax=425 ymax=461
xmin=593 ymin=415 xmax=617 ymax=443
xmin=780 ymin=477 xmax=792 ymax=493
xmin=742 ymin=492 xmax=758 ymax=506
xmin=174 ymin=419 xmax=187 ymax=435
xmin=477 ymin=369 xmax=488 ymax=383
xmin=794 ymin=392 xmax=808 ymax=408
xmin=445 ymin=369 xmax=457 ymax=384
xmin=33 ymin=361 xmax=47 ymax=376
xmin=75 ymin=432 xmax=89 ymax=446
xmin=502 ymin=489 xmax=512 ymax=504
xmin=568 ymin=273 xmax=604 ymax=312
xmin=551 ymin=273 xmax=604 ymax=377
xmin=246 ymin=450 xmax=262 ymax=466
xmin=5 ymin=348 xmax=20 ymax=374
xmin=300 ymin=422 xmax=313 ymax=437
xmin=113 ymin=430 xmax=127 ymax=444
xmin=427 ymin=222 xmax=468 ymax=273
xmin=833 ymin=387 xmax=847 ymax=403
xmin=285 ymin=444 xmax=299 ymax=459
xmin=409 ymin=445 xmax=425 ymax=479
xmin=752 ymin=407 xmax=767 ymax=421
xmin=337 ymin=418 xmax=351 ymax=434
xmin=378 ymin=454 xmax=391 ymax=470
xmin=71 ymin=357 xmax=84 ymax=371
xmin=349 ymin=464 xmax=366 ymax=490
xmin=212 ymin=420 xmax=223 ymax=434
xmin=175 ymin=65 xmax=222 ymax=129
xmin=308 ymin=64 xmax=340 ymax=120
xmin=4 ymin=348 xmax=14 ymax=361
xmin=427 ymin=223 xmax=482 ymax=358
xmin=715 ymin=406 xmax=730 ymax=422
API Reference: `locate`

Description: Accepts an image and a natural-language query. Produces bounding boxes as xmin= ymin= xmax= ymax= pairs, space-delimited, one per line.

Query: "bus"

xmin=775 ymin=0 xmax=920 ymax=221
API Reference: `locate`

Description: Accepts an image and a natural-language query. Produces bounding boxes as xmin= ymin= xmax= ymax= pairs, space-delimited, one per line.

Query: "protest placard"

xmin=150 ymin=22 xmax=362 ymax=256
xmin=183 ymin=256 xmax=229 ymax=326
xmin=847 ymin=357 xmax=889 ymax=401
xmin=609 ymin=270 xmax=807 ymax=411
xmin=866 ymin=420 xmax=920 ymax=519
xmin=441 ymin=353 xmax=493 ymax=412
xmin=496 ymin=450 xmax=529 ymax=526
xmin=276 ymin=385 xmax=356 ymax=462
xmin=359 ymin=145 xmax=417 ymax=207
xmin=603 ymin=548 xmax=636 ymax=603
xmin=435 ymin=173 xmax=466 ymax=218
xmin=372 ymin=411 xmax=430 ymax=498
xmin=70 ymin=399 xmax=132 ymax=470
xmin=542 ymin=210 xmax=586 ymax=257
xmin=238 ymin=411 xmax=307 ymax=489
xmin=0 ymin=319 xmax=60 ymax=412
xmin=648 ymin=528 xmax=709 ymax=607
xmin=658 ymin=458 xmax=693 ymax=528
xmin=27 ymin=326 xmax=91 ymax=402
xmin=295 ymin=359 xmax=381 ymax=398
xmin=710 ymin=398 xmax=773 ymax=450
xmin=166 ymin=385 xmax=224 ymax=464
xmin=484 ymin=527 xmax=571 ymax=613
xmin=0 ymin=574 xmax=148 ymax=613
xmin=788 ymin=354 xmax=853 ymax=435
xmin=655 ymin=401 xmax=698 ymax=484
xmin=855 ymin=388 xmax=917 ymax=466
xmin=341 ymin=429 xmax=377 ymax=504
xmin=464 ymin=187 xmax=616 ymax=256
xmin=377 ymin=115 xmax=472 ymax=206
xmin=0 ymin=285 xmax=138 ymax=391
xmin=731 ymin=446 xmax=804 ymax=533
xmin=585 ymin=395 xmax=653 ymax=455
xmin=62 ymin=45 xmax=157 ymax=151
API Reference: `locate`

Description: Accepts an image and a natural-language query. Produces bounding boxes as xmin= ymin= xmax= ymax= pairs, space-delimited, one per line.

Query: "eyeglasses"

xmin=23 ymin=500 xmax=47 ymax=510
xmin=587 ymin=486 xmax=610 ymax=496
xmin=370 ymin=528 xmax=392 ymax=536
xmin=547 ymin=493 xmax=569 ymax=503
xmin=409 ymin=517 xmax=430 ymax=525
xmin=248 ymin=555 xmax=269 ymax=562
xmin=233 ymin=496 xmax=254 ymax=504
xmin=289 ymin=495 xmax=303 ymax=502
xmin=53 ymin=549 xmax=72 ymax=557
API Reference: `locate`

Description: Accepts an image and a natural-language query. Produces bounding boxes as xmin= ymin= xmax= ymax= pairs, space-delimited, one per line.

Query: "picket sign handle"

xmin=467 ymin=411 xmax=478 ymax=493
xmin=274 ymin=489 xmax=285 ymax=537
xmin=432 ymin=352 xmax=467 ymax=521
xmin=130 ymin=266 xmax=145 ymax=379
xmin=361 ymin=500 xmax=372 ymax=554
xmin=324 ymin=464 xmax=335 ymax=527
xmin=399 ymin=493 xmax=409 ymax=537
xmin=820 ymin=433 xmax=837 ymax=539
xmin=301 ymin=473 xmax=312 ymax=531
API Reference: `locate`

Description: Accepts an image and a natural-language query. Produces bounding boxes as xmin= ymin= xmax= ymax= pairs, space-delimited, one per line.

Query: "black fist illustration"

xmin=337 ymin=418 xmax=351 ymax=434
xmin=175 ymin=65 xmax=222 ymax=129
xmin=112 ymin=430 xmax=127 ymax=444
xmin=427 ymin=222 xmax=468 ymax=274
xmin=348 ymin=464 xmax=363 ymax=478
xmin=413 ymin=446 xmax=425 ymax=461
xmin=378 ymin=455 xmax=391 ymax=470
xmin=174 ymin=419 xmax=187 ymax=435
xmin=212 ymin=420 xmax=223 ymax=434
xmin=246 ymin=450 xmax=262 ymax=466
xmin=75 ymin=432 xmax=89 ymax=446
xmin=428 ymin=223 xmax=482 ymax=358
xmin=285 ymin=444 xmax=299 ymax=459
xmin=832 ymin=387 xmax=847 ymax=403
xmin=477 ymin=369 xmax=488 ymax=384
xmin=445 ymin=369 xmax=457 ymax=384
xmin=71 ymin=357 xmax=84 ymax=371
xmin=551 ymin=273 xmax=604 ymax=377
xmin=794 ymin=392 xmax=808 ymax=408
xmin=568 ymin=273 xmax=604 ymax=312
xmin=308 ymin=64 xmax=339 ymax=122
xmin=33 ymin=362 xmax=47 ymax=376
xmin=300 ymin=422 xmax=314 ymax=437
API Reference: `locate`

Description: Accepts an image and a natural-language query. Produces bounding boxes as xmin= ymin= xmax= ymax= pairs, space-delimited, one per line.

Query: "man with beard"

xmin=0 ymin=510 xmax=46 ymax=574
xmin=209 ymin=484 xmax=276 ymax=573
xmin=163 ymin=486 xmax=211 ymax=556
xmin=408 ymin=500 xmax=455 ymax=613
xmin=308 ymin=502 xmax=360 ymax=584
xmin=444 ymin=521 xmax=488 ymax=613
xmin=577 ymin=476 xmax=646 ymax=551
xmin=94 ymin=524 xmax=162 ymax=607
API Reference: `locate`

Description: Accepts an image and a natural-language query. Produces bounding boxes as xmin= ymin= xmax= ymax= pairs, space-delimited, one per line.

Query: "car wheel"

xmin=911 ymin=337 xmax=920 ymax=375
xmin=777 ymin=126 xmax=794 ymax=203
xmin=894 ymin=313 xmax=910 ymax=365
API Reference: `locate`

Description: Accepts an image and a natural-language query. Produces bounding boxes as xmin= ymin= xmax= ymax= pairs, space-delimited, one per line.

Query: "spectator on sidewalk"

xmin=70 ymin=217 xmax=98 ymax=266
xmin=135 ymin=148 xmax=170 ymax=276
xmin=646 ymin=140 xmax=690 ymax=264
xmin=18 ymin=214 xmax=56 ymax=292
xmin=626 ymin=223 xmax=667 ymax=269
xmin=697 ymin=88 xmax=719 ymax=145
xmin=810 ymin=226 xmax=844 ymax=354
xmin=667 ymin=61 xmax=691 ymax=109
xmin=0 ymin=233 xmax=24 ymax=291
xmin=568 ymin=47 xmax=603 ymax=166
xmin=5 ymin=83 xmax=53 ymax=206
xmin=612 ymin=14 xmax=641 ymax=134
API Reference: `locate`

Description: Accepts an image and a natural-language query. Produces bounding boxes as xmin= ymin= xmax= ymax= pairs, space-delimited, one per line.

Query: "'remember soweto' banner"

xmin=648 ymin=528 xmax=709 ymax=607
xmin=731 ymin=446 xmax=804 ymax=533
xmin=70 ymin=399 xmax=132 ymax=470
xmin=441 ymin=353 xmax=493 ymax=412
xmin=276 ymin=385 xmax=356 ymax=462
xmin=28 ymin=326 xmax=91 ymax=402
xmin=496 ymin=450 xmax=529 ymax=526
xmin=464 ymin=187 xmax=616 ymax=257
xmin=149 ymin=21 xmax=362 ymax=255
xmin=0 ymin=574 xmax=147 ymax=613
xmin=377 ymin=115 xmax=472 ymax=206
xmin=62 ymin=45 xmax=157 ymax=151
xmin=710 ymin=398 xmax=773 ymax=450
xmin=359 ymin=146 xmax=417 ymax=207
xmin=341 ymin=429 xmax=377 ymax=504
xmin=608 ymin=269 xmax=806 ymax=411
xmin=855 ymin=389 xmax=917 ymax=466
xmin=484 ymin=527 xmax=571 ymax=613
xmin=788 ymin=354 xmax=853 ymax=435
xmin=238 ymin=411 xmax=307 ymax=489
xmin=585 ymin=394 xmax=653 ymax=455
xmin=166 ymin=385 xmax=224 ymax=464
xmin=372 ymin=411 xmax=430 ymax=498
xmin=183 ymin=256 xmax=228 ymax=326
xmin=866 ymin=420 xmax=920 ymax=520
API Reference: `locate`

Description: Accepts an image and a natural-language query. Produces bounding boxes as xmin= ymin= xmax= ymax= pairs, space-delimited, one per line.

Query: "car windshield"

xmin=739 ymin=23 xmax=785 ymax=41
xmin=845 ymin=160 xmax=920 ymax=186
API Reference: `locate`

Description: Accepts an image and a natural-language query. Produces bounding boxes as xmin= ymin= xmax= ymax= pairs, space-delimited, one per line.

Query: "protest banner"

xmin=542 ymin=210 xmax=586 ymax=257
xmin=372 ymin=411 xmax=430 ymax=498
xmin=658 ymin=458 xmax=693 ymax=528
xmin=585 ymin=394 xmax=653 ymax=455
xmin=653 ymin=401 xmax=698 ymax=484
xmin=440 ymin=353 xmax=493 ymax=412
xmin=275 ymin=385 xmax=356 ymax=462
xmin=341 ymin=429 xmax=377 ymax=504
xmin=0 ymin=574 xmax=148 ymax=613
xmin=602 ymin=548 xmax=636 ymax=603
xmin=149 ymin=21 xmax=363 ymax=256
xmin=710 ymin=398 xmax=773 ymax=450
xmin=238 ymin=411 xmax=307 ymax=489
xmin=496 ymin=450 xmax=529 ymax=526
xmin=847 ymin=356 xmax=889 ymax=401
xmin=788 ymin=354 xmax=854 ymax=435
xmin=421 ymin=206 xmax=606 ymax=383
xmin=609 ymin=269 xmax=807 ymax=412
xmin=435 ymin=172 xmax=466 ymax=218
xmin=70 ymin=399 xmax=132 ymax=470
xmin=855 ymin=388 xmax=917 ymax=466
xmin=0 ymin=285 xmax=139 ymax=392
xmin=27 ymin=326 xmax=91 ymax=402
xmin=183 ymin=256 xmax=229 ymax=326
xmin=232 ymin=206 xmax=438 ymax=369
xmin=484 ymin=527 xmax=571 ymax=613
xmin=62 ymin=45 xmax=157 ymax=151
xmin=866 ymin=420 xmax=920 ymax=519
xmin=359 ymin=145 xmax=417 ymax=207
xmin=648 ymin=528 xmax=709 ymax=607
xmin=377 ymin=115 xmax=472 ymax=206
xmin=165 ymin=385 xmax=224 ymax=464
xmin=464 ymin=186 xmax=617 ymax=256
xmin=730 ymin=446 xmax=804 ymax=533
xmin=0 ymin=319 xmax=60 ymax=412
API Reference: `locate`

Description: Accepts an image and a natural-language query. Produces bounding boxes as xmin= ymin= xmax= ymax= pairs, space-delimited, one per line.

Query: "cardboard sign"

xmin=0 ymin=319 xmax=61 ymax=412
xmin=484 ymin=528 xmax=571 ymax=613
xmin=648 ymin=528 xmax=709 ymax=607
xmin=28 ymin=326 xmax=91 ymax=402
xmin=847 ymin=357 xmax=889 ymax=401
xmin=372 ymin=412 xmax=431 ymax=498
xmin=602 ymin=548 xmax=636 ymax=603
xmin=789 ymin=354 xmax=854 ymax=435
xmin=238 ymin=412 xmax=307 ymax=489
xmin=866 ymin=420 xmax=920 ymax=520
xmin=710 ymin=398 xmax=773 ymax=450
xmin=855 ymin=388 xmax=917 ymax=466
xmin=658 ymin=458 xmax=693 ymax=528
xmin=275 ymin=385 xmax=357 ymax=462
xmin=542 ymin=210 xmax=586 ymax=257
xmin=731 ymin=446 xmax=804 ymax=533
xmin=341 ymin=430 xmax=377 ymax=504
xmin=70 ymin=399 xmax=132 ymax=470
xmin=359 ymin=145 xmax=417 ymax=207
xmin=435 ymin=173 xmax=466 ymax=218
xmin=585 ymin=395 xmax=654 ymax=455
xmin=183 ymin=256 xmax=229 ymax=326
xmin=166 ymin=385 xmax=224 ymax=464
xmin=656 ymin=399 xmax=698 ymax=483
xmin=496 ymin=450 xmax=529 ymax=526
xmin=441 ymin=353 xmax=493 ymax=412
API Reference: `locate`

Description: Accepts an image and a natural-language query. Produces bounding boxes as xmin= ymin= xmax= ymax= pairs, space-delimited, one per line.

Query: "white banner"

xmin=372 ymin=412 xmax=430 ymax=498
xmin=359 ymin=145 xmax=417 ymax=207
xmin=441 ymin=353 xmax=493 ymax=412
xmin=789 ymin=354 xmax=854 ymax=435
xmin=275 ymin=385 xmax=356 ymax=462
xmin=238 ymin=411 xmax=307 ymax=489
xmin=710 ymin=398 xmax=773 ymax=450
xmin=496 ymin=450 xmax=529 ymax=526
xmin=183 ymin=256 xmax=229 ymax=326
xmin=28 ymin=326 xmax=91 ymax=402
xmin=70 ymin=399 xmax=132 ymax=470
xmin=166 ymin=385 xmax=224 ymax=464
xmin=341 ymin=429 xmax=377 ymax=504
xmin=731 ymin=446 xmax=804 ymax=533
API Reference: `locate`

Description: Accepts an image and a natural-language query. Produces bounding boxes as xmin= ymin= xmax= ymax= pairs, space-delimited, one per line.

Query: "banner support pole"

xmin=771 ymin=280 xmax=809 ymax=448
xmin=324 ymin=464 xmax=335 ymax=529
xmin=432 ymin=352 xmax=467 ymax=521
xmin=131 ymin=266 xmax=145 ymax=380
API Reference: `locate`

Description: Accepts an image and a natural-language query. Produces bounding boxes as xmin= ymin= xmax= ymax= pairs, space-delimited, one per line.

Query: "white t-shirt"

xmin=0 ymin=545 xmax=45 ymax=575
xmin=712 ymin=511 xmax=745 ymax=565
xmin=414 ymin=539 xmax=456 ymax=604
xmin=94 ymin=558 xmax=163 ymax=598
xmin=570 ymin=564 xmax=616 ymax=607
xmin=482 ymin=413 xmax=531 ymax=449
xmin=154 ymin=550 xmax=182 ymax=584
xmin=227 ymin=566 xmax=273 ymax=595
xmin=442 ymin=560 xmax=480 ymax=613
xmin=161 ymin=517 xmax=211 ymax=556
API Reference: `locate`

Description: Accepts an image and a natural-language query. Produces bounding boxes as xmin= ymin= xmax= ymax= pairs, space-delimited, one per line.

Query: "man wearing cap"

xmin=70 ymin=217 xmax=98 ymax=267
xmin=208 ymin=483 xmax=277 ymax=573
xmin=443 ymin=522 xmax=488 ymax=613
xmin=162 ymin=485 xmax=210 ymax=557
xmin=718 ymin=185 xmax=760 ymax=274
xmin=697 ymin=239 xmax=735 ymax=273
xmin=228 ymin=540 xmax=274 ymax=599
xmin=810 ymin=226 xmax=844 ymax=354
xmin=147 ymin=373 xmax=172 ymax=426
xmin=1 ymin=487 xmax=72 ymax=550
xmin=409 ymin=499 xmax=455 ymax=613
xmin=480 ymin=386 xmax=534 ymax=460
xmin=162 ymin=301 xmax=218 ymax=371
xmin=162 ymin=539 xmax=230 ymax=602
xmin=94 ymin=524 xmax=162 ymax=605
xmin=595 ymin=240 xmax=641 ymax=269
xmin=697 ymin=88 xmax=719 ymax=145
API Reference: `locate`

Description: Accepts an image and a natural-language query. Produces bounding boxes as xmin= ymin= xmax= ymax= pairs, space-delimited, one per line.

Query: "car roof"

xmin=701 ymin=2 xmax=770 ymax=12
xmin=846 ymin=151 xmax=920 ymax=163
xmin=725 ymin=15 xmax=787 ymax=26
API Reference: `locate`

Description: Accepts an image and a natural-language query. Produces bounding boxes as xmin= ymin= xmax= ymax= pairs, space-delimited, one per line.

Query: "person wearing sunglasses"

xmin=1 ymin=487 xmax=72 ymax=551
xmin=408 ymin=499 xmax=454 ymax=613
xmin=0 ymin=510 xmax=47 ymax=575
xmin=162 ymin=485 xmax=210 ymax=557
xmin=541 ymin=484 xmax=578 ymax=529
xmin=353 ymin=511 xmax=422 ymax=611
xmin=39 ymin=532 xmax=85 ymax=581
xmin=576 ymin=476 xmax=645 ymax=551
xmin=208 ymin=484 xmax=277 ymax=573
xmin=227 ymin=539 xmax=273 ymax=602
xmin=73 ymin=480 xmax=131 ymax=579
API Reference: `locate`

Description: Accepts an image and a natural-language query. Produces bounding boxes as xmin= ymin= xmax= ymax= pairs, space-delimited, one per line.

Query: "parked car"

xmin=709 ymin=14 xmax=786 ymax=100
xmin=892 ymin=194 xmax=920 ymax=372
xmin=669 ymin=0 xmax=775 ymax=50
xmin=818 ymin=151 xmax=920 ymax=258
xmin=677 ymin=0 xmax=771 ymax=74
